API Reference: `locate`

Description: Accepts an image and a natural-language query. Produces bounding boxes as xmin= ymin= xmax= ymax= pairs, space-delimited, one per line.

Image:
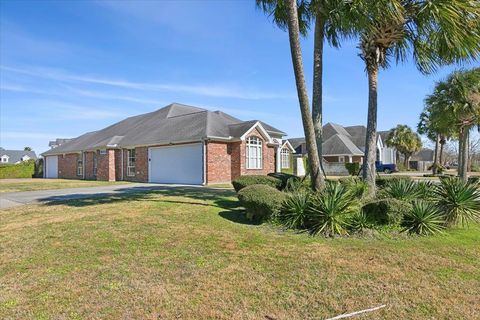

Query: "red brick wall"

xmin=122 ymin=147 xmax=149 ymax=183
xmin=84 ymin=151 xmax=96 ymax=180
xmin=206 ymin=141 xmax=232 ymax=184
xmin=58 ymin=153 xmax=81 ymax=179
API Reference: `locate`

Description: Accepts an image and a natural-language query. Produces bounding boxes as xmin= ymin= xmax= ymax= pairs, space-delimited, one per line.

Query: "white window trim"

xmin=281 ymin=148 xmax=290 ymax=169
xmin=77 ymin=157 xmax=83 ymax=176
xmin=127 ymin=149 xmax=136 ymax=177
xmin=1 ymin=155 xmax=8 ymax=163
xmin=246 ymin=136 xmax=263 ymax=169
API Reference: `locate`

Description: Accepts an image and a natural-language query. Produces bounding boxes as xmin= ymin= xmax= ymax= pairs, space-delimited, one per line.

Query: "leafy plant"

xmin=375 ymin=176 xmax=411 ymax=188
xmin=278 ymin=191 xmax=312 ymax=229
xmin=402 ymin=201 xmax=445 ymax=235
xmin=348 ymin=212 xmax=372 ymax=232
xmin=362 ymin=198 xmax=410 ymax=226
xmin=345 ymin=162 xmax=360 ymax=176
xmin=381 ymin=178 xmax=421 ymax=202
xmin=232 ymin=175 xmax=282 ymax=192
xmin=435 ymin=178 xmax=480 ymax=226
xmin=308 ymin=182 xmax=355 ymax=236
xmin=268 ymin=172 xmax=300 ymax=190
xmin=415 ymin=181 xmax=436 ymax=201
xmin=237 ymin=184 xmax=287 ymax=221
xmin=340 ymin=177 xmax=369 ymax=199
xmin=284 ymin=176 xmax=310 ymax=193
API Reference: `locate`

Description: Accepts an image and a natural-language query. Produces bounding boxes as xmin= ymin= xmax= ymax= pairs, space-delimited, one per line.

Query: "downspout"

xmin=121 ymin=149 xmax=124 ymax=181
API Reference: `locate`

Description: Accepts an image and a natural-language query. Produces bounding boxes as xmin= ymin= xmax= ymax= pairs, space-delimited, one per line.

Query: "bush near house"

xmin=375 ymin=175 xmax=411 ymax=188
xmin=344 ymin=162 xmax=360 ymax=176
xmin=233 ymin=174 xmax=480 ymax=237
xmin=232 ymin=175 xmax=282 ymax=192
xmin=0 ymin=160 xmax=35 ymax=179
xmin=237 ymin=184 xmax=287 ymax=221
xmin=268 ymin=172 xmax=299 ymax=190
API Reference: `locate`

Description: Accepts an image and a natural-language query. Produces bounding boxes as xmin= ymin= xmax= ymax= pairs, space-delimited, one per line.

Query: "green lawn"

xmin=1 ymin=188 xmax=479 ymax=319
xmin=0 ymin=178 xmax=131 ymax=193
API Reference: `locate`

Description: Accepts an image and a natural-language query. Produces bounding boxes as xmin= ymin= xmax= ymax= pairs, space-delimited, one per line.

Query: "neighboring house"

xmin=409 ymin=148 xmax=434 ymax=171
xmin=288 ymin=123 xmax=396 ymax=165
xmin=41 ymin=103 xmax=294 ymax=184
xmin=49 ymin=138 xmax=72 ymax=149
xmin=0 ymin=148 xmax=37 ymax=164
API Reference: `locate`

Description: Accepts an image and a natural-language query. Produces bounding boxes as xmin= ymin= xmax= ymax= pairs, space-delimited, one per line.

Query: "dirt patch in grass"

xmin=1 ymin=187 xmax=479 ymax=319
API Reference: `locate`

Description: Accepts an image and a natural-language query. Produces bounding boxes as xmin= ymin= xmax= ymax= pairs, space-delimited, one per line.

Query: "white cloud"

xmin=1 ymin=65 xmax=296 ymax=100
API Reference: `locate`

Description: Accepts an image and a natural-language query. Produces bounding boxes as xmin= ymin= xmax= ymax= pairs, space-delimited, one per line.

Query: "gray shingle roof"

xmin=287 ymin=137 xmax=306 ymax=150
xmin=42 ymin=103 xmax=285 ymax=156
xmin=0 ymin=149 xmax=37 ymax=163
xmin=411 ymin=148 xmax=434 ymax=161
xmin=323 ymin=134 xmax=364 ymax=156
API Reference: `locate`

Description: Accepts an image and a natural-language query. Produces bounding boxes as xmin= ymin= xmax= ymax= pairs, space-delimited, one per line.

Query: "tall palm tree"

xmin=257 ymin=0 xmax=323 ymax=190
xmin=360 ymin=0 xmax=480 ymax=193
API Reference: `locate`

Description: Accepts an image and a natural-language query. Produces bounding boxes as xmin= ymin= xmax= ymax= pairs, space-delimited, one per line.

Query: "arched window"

xmin=246 ymin=136 xmax=262 ymax=169
xmin=281 ymin=148 xmax=290 ymax=169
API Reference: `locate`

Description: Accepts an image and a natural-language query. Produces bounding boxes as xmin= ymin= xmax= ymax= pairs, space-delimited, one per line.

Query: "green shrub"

xmin=278 ymin=191 xmax=312 ymax=229
xmin=361 ymin=198 xmax=410 ymax=225
xmin=467 ymin=176 xmax=480 ymax=184
xmin=435 ymin=177 xmax=480 ymax=227
xmin=232 ymin=175 xmax=282 ymax=192
xmin=348 ymin=212 xmax=373 ymax=232
xmin=0 ymin=160 xmax=35 ymax=179
xmin=415 ymin=181 xmax=436 ymax=201
xmin=237 ymin=184 xmax=287 ymax=221
xmin=308 ymin=182 xmax=356 ymax=236
xmin=268 ymin=172 xmax=300 ymax=190
xmin=402 ymin=201 xmax=445 ymax=235
xmin=339 ymin=177 xmax=369 ymax=199
xmin=375 ymin=175 xmax=411 ymax=188
xmin=345 ymin=162 xmax=360 ymax=176
xmin=381 ymin=179 xmax=421 ymax=201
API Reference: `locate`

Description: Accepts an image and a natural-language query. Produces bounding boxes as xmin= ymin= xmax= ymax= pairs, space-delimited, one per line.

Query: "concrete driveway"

xmin=0 ymin=183 xmax=205 ymax=210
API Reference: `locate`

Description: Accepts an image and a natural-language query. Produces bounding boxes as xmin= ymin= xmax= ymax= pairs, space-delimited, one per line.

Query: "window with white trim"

xmin=339 ymin=156 xmax=345 ymax=163
xmin=246 ymin=136 xmax=262 ymax=169
xmin=77 ymin=156 xmax=83 ymax=176
xmin=281 ymin=148 xmax=290 ymax=169
xmin=127 ymin=149 xmax=136 ymax=176
xmin=1 ymin=155 xmax=8 ymax=163
xmin=93 ymin=152 xmax=98 ymax=176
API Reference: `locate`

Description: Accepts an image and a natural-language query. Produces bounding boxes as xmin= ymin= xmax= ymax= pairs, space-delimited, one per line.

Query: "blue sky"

xmin=1 ymin=0 xmax=478 ymax=154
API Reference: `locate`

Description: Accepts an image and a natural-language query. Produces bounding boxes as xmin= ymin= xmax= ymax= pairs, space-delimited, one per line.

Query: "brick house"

xmin=42 ymin=103 xmax=294 ymax=184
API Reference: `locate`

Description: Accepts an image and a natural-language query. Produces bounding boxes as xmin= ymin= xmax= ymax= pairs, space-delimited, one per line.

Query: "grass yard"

xmin=0 ymin=178 xmax=131 ymax=193
xmin=0 ymin=188 xmax=479 ymax=319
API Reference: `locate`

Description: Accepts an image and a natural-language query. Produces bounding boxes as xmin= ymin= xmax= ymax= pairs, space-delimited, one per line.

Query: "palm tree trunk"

xmin=362 ymin=65 xmax=378 ymax=194
xmin=458 ymin=129 xmax=464 ymax=177
xmin=285 ymin=0 xmax=322 ymax=191
xmin=461 ymin=129 xmax=469 ymax=181
xmin=311 ymin=15 xmax=326 ymax=188
xmin=439 ymin=137 xmax=445 ymax=166
xmin=432 ymin=134 xmax=439 ymax=174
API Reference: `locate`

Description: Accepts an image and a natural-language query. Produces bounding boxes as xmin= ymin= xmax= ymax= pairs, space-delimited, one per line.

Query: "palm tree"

xmin=360 ymin=0 xmax=480 ymax=193
xmin=257 ymin=0 xmax=323 ymax=190
xmin=425 ymin=68 xmax=480 ymax=181
xmin=386 ymin=125 xmax=422 ymax=168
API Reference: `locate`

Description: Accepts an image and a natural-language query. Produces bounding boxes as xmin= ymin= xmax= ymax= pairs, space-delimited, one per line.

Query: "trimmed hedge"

xmin=0 ymin=160 xmax=35 ymax=179
xmin=237 ymin=184 xmax=287 ymax=220
xmin=232 ymin=175 xmax=282 ymax=192
xmin=375 ymin=175 xmax=411 ymax=188
xmin=345 ymin=162 xmax=360 ymax=176
xmin=361 ymin=198 xmax=410 ymax=225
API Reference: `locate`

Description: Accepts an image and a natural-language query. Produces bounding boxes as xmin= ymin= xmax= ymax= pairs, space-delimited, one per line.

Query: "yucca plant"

xmin=415 ymin=181 xmax=437 ymax=202
xmin=402 ymin=201 xmax=445 ymax=235
xmin=381 ymin=179 xmax=421 ymax=202
xmin=349 ymin=212 xmax=372 ymax=232
xmin=278 ymin=191 xmax=312 ymax=229
xmin=341 ymin=178 xmax=369 ymax=200
xmin=435 ymin=178 xmax=480 ymax=227
xmin=308 ymin=182 xmax=355 ymax=236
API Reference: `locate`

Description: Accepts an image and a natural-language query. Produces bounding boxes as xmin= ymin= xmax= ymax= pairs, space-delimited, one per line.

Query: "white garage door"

xmin=149 ymin=143 xmax=203 ymax=184
xmin=45 ymin=156 xmax=58 ymax=178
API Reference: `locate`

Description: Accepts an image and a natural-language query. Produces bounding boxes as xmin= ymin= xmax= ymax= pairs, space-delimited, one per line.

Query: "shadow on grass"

xmin=38 ymin=185 xmax=255 ymax=224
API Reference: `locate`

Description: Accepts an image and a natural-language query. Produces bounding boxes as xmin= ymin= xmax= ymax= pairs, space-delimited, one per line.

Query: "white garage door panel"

xmin=149 ymin=144 xmax=203 ymax=184
xmin=45 ymin=156 xmax=58 ymax=178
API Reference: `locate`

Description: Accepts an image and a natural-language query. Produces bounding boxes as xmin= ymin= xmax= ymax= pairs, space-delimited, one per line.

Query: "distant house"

xmin=49 ymin=138 xmax=72 ymax=149
xmin=409 ymin=148 xmax=434 ymax=171
xmin=0 ymin=148 xmax=37 ymax=164
xmin=288 ymin=123 xmax=396 ymax=165
xmin=42 ymin=103 xmax=294 ymax=184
